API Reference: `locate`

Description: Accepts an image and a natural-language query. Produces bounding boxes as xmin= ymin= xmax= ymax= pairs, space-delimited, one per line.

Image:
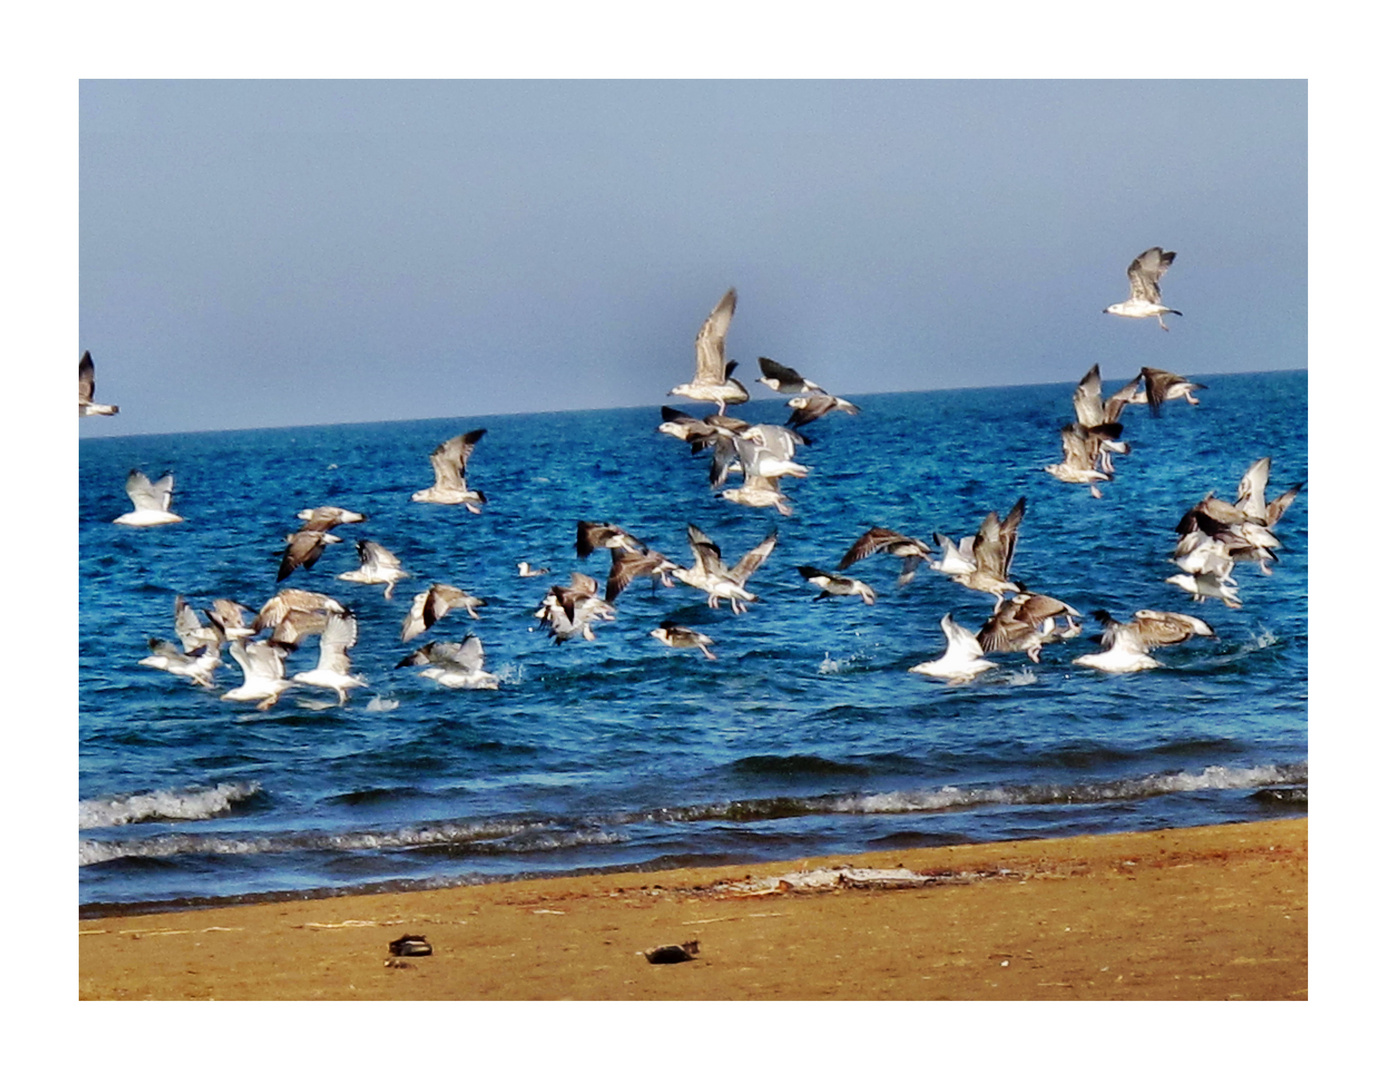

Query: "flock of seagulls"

xmin=84 ymin=246 xmax=1303 ymax=702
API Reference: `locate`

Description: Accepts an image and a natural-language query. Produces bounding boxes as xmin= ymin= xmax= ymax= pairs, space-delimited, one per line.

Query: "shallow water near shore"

xmin=79 ymin=371 xmax=1307 ymax=915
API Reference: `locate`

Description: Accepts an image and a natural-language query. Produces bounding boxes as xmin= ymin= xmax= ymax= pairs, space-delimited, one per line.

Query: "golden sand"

xmin=78 ymin=817 xmax=1306 ymax=1001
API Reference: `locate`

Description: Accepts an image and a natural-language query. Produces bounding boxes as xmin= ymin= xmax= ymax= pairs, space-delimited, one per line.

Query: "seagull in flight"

xmin=1104 ymin=247 xmax=1182 ymax=330
xmin=291 ymin=609 xmax=367 ymax=705
xmin=78 ymin=351 xmax=118 ymax=416
xmin=668 ymin=288 xmax=749 ymax=415
xmin=672 ymin=524 xmax=777 ymax=614
xmin=337 ymin=539 xmax=411 ymax=599
xmin=837 ymin=527 xmax=932 ymax=586
xmin=401 ymin=583 xmax=486 ymax=642
xmin=113 ymin=470 xmax=183 ymax=527
xmin=650 ymin=621 xmax=717 ymax=660
xmin=1074 ymin=610 xmax=1214 ymax=672
xmin=909 ymin=614 xmax=997 ymax=684
xmin=411 ymin=429 xmax=487 ymax=510
xmin=397 ymin=635 xmax=499 ymax=689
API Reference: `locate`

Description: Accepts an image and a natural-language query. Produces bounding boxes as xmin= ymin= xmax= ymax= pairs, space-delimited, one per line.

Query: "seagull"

xmin=78 ymin=351 xmax=118 ymax=416
xmin=1104 ymin=247 xmax=1182 ymax=330
xmin=534 ymin=573 xmax=617 ymax=643
xmin=253 ymin=589 xmax=348 ymax=645
xmin=837 ymin=527 xmax=932 ymax=586
xmin=296 ymin=506 xmax=367 ymax=530
xmin=517 ymin=561 xmax=550 ymax=578
xmin=785 ymin=393 xmax=860 ymax=430
xmin=113 ymin=470 xmax=183 ymax=527
xmin=276 ymin=507 xmax=365 ymax=582
xmin=138 ymin=597 xmax=223 ymax=687
xmin=709 ymin=424 xmax=809 ymax=486
xmin=796 ymin=566 xmax=877 ymax=604
xmin=139 ymin=638 xmax=221 ymax=688
xmin=221 ymin=639 xmax=293 ymax=710
xmin=657 ymin=406 xmax=751 ymax=453
xmin=720 ymin=473 xmax=794 ymax=517
xmin=277 ymin=528 xmax=342 ymax=582
xmin=668 ymin=288 xmax=749 ymax=415
xmin=1045 ymin=423 xmax=1121 ymax=498
xmin=1234 ymin=457 xmax=1303 ymax=529
xmin=909 ymin=614 xmax=997 ymax=684
xmin=604 ymin=547 xmax=681 ymax=603
xmin=337 ymin=539 xmax=411 ymax=599
xmin=400 ymin=583 xmax=486 ymax=642
xmin=1073 ymin=609 xmax=1215 ymax=672
xmin=1166 ymin=570 xmax=1242 ymax=609
xmin=939 ymin=499 xmax=1026 ymax=606
xmin=1139 ymin=367 xmax=1206 ymax=416
xmin=396 ymin=636 xmax=499 ymax=690
xmin=650 ymin=621 xmax=717 ymax=660
xmin=672 ymin=524 xmax=777 ymax=614
xmin=929 ymin=532 xmax=977 ymax=578
xmin=978 ymin=592 xmax=1082 ymax=662
xmin=291 ymin=610 xmax=367 ymax=705
xmin=204 ymin=598 xmax=256 ymax=640
xmin=755 ymin=356 xmax=824 ymax=396
xmin=575 ymin=521 xmax=647 ymax=559
xmin=411 ymin=429 xmax=487 ymax=510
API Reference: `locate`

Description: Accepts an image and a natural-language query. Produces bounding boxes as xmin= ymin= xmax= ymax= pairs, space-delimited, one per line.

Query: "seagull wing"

xmin=729 ymin=529 xmax=778 ymax=584
xmin=78 ymin=351 xmax=95 ymax=406
xmin=1072 ymin=365 xmax=1105 ymax=428
xmin=693 ymin=288 xmax=737 ymax=383
xmin=1127 ymin=247 xmax=1174 ymax=304
xmin=428 ymin=429 xmax=486 ymax=488
xmin=687 ymin=524 xmax=724 ymax=573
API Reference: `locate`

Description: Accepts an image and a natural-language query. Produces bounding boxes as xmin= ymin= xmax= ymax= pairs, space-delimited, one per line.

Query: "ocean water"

xmin=78 ymin=371 xmax=1308 ymax=916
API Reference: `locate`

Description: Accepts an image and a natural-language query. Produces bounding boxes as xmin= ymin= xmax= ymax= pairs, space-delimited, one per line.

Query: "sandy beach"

xmin=78 ymin=817 xmax=1306 ymax=1000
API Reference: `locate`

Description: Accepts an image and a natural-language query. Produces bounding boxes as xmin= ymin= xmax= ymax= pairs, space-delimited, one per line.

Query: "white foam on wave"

xmin=365 ymin=696 xmax=400 ymax=712
xmin=827 ymin=763 xmax=1304 ymax=815
xmin=79 ymin=781 xmax=261 ymax=830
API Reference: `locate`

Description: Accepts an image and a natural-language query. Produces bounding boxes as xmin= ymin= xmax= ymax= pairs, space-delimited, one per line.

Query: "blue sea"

xmin=78 ymin=370 xmax=1308 ymax=916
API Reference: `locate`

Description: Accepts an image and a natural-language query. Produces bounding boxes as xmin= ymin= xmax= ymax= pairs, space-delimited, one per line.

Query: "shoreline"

xmin=79 ymin=817 xmax=1307 ymax=1000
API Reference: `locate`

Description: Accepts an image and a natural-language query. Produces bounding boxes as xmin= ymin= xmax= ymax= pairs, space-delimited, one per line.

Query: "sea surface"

xmin=78 ymin=371 xmax=1308 ymax=916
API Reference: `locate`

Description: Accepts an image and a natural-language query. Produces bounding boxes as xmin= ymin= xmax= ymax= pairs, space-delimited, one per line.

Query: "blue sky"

xmin=79 ymin=79 xmax=1305 ymax=435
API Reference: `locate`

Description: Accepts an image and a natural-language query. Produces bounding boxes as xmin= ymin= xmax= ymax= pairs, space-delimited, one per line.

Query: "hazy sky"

xmin=80 ymin=79 xmax=1305 ymax=435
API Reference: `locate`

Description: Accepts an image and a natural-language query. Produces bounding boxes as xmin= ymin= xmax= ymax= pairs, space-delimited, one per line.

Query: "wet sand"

xmin=78 ymin=817 xmax=1306 ymax=1000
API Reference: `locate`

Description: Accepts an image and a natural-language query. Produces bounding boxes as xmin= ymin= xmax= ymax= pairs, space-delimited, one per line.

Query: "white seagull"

xmin=291 ymin=610 xmax=367 ymax=705
xmin=1104 ymin=247 xmax=1182 ymax=330
xmin=113 ymin=470 xmax=183 ymax=527
xmin=221 ymin=639 xmax=293 ymax=710
xmin=669 ymin=288 xmax=749 ymax=415
xmin=909 ymin=614 xmax=997 ymax=684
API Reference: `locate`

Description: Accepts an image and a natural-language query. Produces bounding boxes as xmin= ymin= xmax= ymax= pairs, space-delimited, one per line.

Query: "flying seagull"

xmin=397 ymin=635 xmax=499 ymax=689
xmin=650 ymin=621 xmax=717 ymax=660
xmin=113 ymin=470 xmax=183 ymax=527
xmin=1139 ymin=367 xmax=1206 ymax=416
xmin=797 ymin=566 xmax=877 ymax=605
xmin=534 ymin=573 xmax=617 ymax=643
xmin=909 ymin=614 xmax=997 ymax=684
xmin=978 ymin=592 xmax=1082 ymax=662
xmin=253 ymin=589 xmax=348 ymax=645
xmin=669 ymin=288 xmax=749 ymax=415
xmin=576 ymin=520 xmax=647 ymax=559
xmin=138 ymin=597 xmax=223 ymax=688
xmin=291 ymin=610 xmax=367 ymax=705
xmin=1073 ymin=610 xmax=1214 ymax=673
xmin=337 ymin=539 xmax=411 ymax=599
xmin=837 ymin=527 xmax=932 ymax=586
xmin=411 ymin=429 xmax=487 ymax=510
xmin=78 ymin=351 xmax=118 ymax=416
xmin=221 ymin=639 xmax=293 ymax=710
xmin=604 ymin=547 xmax=681 ymax=603
xmin=672 ymin=524 xmax=778 ymax=614
xmin=401 ymin=583 xmax=486 ymax=642
xmin=277 ymin=506 xmax=366 ymax=582
xmin=936 ymin=499 xmax=1027 ymax=606
xmin=1104 ymin=247 xmax=1182 ymax=330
